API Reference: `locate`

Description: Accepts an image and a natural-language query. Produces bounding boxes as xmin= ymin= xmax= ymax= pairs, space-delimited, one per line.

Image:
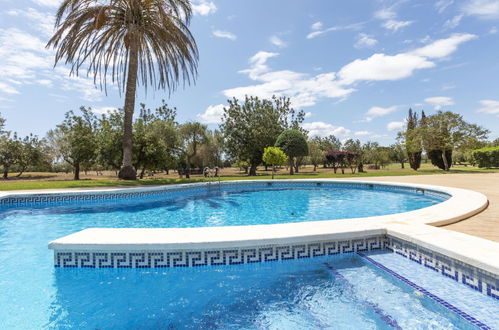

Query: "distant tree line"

xmin=0 ymin=95 xmax=495 ymax=180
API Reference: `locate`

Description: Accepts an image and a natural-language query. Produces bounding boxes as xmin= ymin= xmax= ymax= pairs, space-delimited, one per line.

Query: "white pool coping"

xmin=2 ymin=179 xmax=496 ymax=274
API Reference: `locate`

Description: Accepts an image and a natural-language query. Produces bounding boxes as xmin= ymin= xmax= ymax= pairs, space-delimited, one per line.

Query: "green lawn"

xmin=0 ymin=165 xmax=498 ymax=191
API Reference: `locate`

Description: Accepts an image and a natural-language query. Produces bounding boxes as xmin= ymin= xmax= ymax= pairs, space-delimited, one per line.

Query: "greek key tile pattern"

xmin=0 ymin=181 xmax=449 ymax=207
xmin=54 ymin=235 xmax=385 ymax=269
xmin=386 ymin=236 xmax=499 ymax=301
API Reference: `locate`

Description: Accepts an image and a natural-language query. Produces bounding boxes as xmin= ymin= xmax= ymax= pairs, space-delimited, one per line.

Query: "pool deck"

xmin=344 ymin=173 xmax=499 ymax=242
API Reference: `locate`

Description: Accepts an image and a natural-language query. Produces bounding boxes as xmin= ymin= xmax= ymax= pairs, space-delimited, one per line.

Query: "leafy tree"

xmin=47 ymin=107 xmax=98 ymax=180
xmin=221 ymin=96 xmax=305 ymax=176
xmin=179 ymin=122 xmax=207 ymax=178
xmin=421 ymin=111 xmax=489 ymax=171
xmin=0 ymin=133 xmax=21 ymax=179
xmin=275 ymin=129 xmax=308 ymax=175
xmin=15 ymin=134 xmax=46 ymax=177
xmin=343 ymin=139 xmax=365 ymax=172
xmin=307 ymin=140 xmax=323 ymax=172
xmin=262 ymin=147 xmax=288 ymax=179
xmin=405 ymin=108 xmax=422 ymax=171
xmin=96 ymin=109 xmax=123 ymax=173
xmin=390 ymin=142 xmax=407 ymax=169
xmin=48 ymin=0 xmax=198 ymax=180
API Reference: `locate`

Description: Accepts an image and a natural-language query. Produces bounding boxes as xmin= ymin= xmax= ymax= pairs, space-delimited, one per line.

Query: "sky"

xmin=1 ymin=0 xmax=499 ymax=143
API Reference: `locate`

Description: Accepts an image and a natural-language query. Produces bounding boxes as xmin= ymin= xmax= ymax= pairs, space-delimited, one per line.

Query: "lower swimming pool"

xmin=0 ymin=181 xmax=496 ymax=328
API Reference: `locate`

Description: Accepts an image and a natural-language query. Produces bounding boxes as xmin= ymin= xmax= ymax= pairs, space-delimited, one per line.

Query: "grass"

xmin=0 ymin=164 xmax=498 ymax=191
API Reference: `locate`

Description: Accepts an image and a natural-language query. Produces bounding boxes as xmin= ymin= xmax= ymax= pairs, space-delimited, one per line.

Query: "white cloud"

xmin=302 ymin=121 xmax=351 ymax=137
xmin=374 ymin=8 xmax=397 ymax=20
xmin=212 ymin=30 xmax=236 ymax=41
xmin=338 ymin=53 xmax=434 ymax=84
xmin=411 ymin=33 xmax=476 ymax=58
xmin=425 ymin=96 xmax=455 ymax=110
xmin=490 ymin=26 xmax=498 ymax=34
xmin=444 ymin=14 xmax=464 ymax=29
xmin=7 ymin=8 xmax=55 ymax=37
xmin=462 ymin=0 xmax=499 ymax=19
xmin=31 ymin=0 xmax=60 ymax=7
xmin=304 ymin=112 xmax=312 ymax=118
xmin=475 ymin=99 xmax=499 ymax=116
xmin=306 ymin=22 xmax=364 ymax=39
xmin=387 ymin=121 xmax=406 ymax=131
xmin=382 ymin=20 xmax=414 ymax=31
xmin=0 ymin=82 xmax=20 ymax=94
xmin=364 ymin=105 xmax=398 ymax=122
xmin=354 ymin=131 xmax=371 ymax=136
xmin=269 ymin=35 xmax=286 ymax=48
xmin=91 ymin=106 xmax=118 ymax=115
xmin=197 ymin=104 xmax=225 ymax=124
xmin=435 ymin=0 xmax=454 ymax=13
xmin=311 ymin=22 xmax=323 ymax=30
xmin=192 ymin=0 xmax=217 ymax=16
xmin=224 ymin=34 xmax=474 ymax=109
xmin=354 ymin=33 xmax=378 ymax=49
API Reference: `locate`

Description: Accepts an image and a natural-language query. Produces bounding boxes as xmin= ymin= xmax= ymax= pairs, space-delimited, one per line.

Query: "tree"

xmin=343 ymin=139 xmax=365 ymax=172
xmin=421 ymin=111 xmax=489 ymax=171
xmin=405 ymin=108 xmax=423 ymax=171
xmin=262 ymin=147 xmax=288 ymax=179
xmin=390 ymin=142 xmax=407 ymax=169
xmin=96 ymin=109 xmax=123 ymax=173
xmin=307 ymin=140 xmax=323 ymax=172
xmin=15 ymin=135 xmax=46 ymax=177
xmin=221 ymin=96 xmax=305 ymax=176
xmin=275 ymin=129 xmax=308 ymax=175
xmin=179 ymin=122 xmax=207 ymax=178
xmin=0 ymin=133 xmax=21 ymax=179
xmin=47 ymin=108 xmax=98 ymax=180
xmin=48 ymin=0 xmax=198 ymax=180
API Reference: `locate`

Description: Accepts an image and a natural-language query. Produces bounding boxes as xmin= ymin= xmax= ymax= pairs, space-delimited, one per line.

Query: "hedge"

xmin=472 ymin=146 xmax=499 ymax=168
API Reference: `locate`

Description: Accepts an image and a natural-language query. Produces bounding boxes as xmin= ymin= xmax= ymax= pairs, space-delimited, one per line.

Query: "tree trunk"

xmin=401 ymin=162 xmax=405 ymax=169
xmin=313 ymin=164 xmax=317 ymax=172
xmin=3 ymin=166 xmax=9 ymax=179
xmin=272 ymin=165 xmax=275 ymax=179
xmin=74 ymin=163 xmax=80 ymax=180
xmin=139 ymin=167 xmax=146 ymax=179
xmin=249 ymin=163 xmax=257 ymax=176
xmin=358 ymin=162 xmax=364 ymax=173
xmin=289 ymin=158 xmax=294 ymax=175
xmin=118 ymin=41 xmax=139 ymax=180
xmin=185 ymin=157 xmax=191 ymax=179
xmin=442 ymin=150 xmax=449 ymax=171
xmin=16 ymin=165 xmax=27 ymax=177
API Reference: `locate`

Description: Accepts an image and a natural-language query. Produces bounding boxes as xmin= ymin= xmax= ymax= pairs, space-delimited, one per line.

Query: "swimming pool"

xmin=0 ymin=180 xmax=496 ymax=328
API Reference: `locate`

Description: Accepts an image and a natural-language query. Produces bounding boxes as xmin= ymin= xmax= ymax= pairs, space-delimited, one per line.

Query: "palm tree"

xmin=47 ymin=0 xmax=198 ymax=179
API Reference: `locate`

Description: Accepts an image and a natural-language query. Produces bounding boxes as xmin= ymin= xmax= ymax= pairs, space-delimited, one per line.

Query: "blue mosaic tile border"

xmin=54 ymin=236 xmax=385 ymax=268
xmin=1 ymin=181 xmax=450 ymax=207
xmin=385 ymin=236 xmax=499 ymax=301
xmin=358 ymin=252 xmax=492 ymax=330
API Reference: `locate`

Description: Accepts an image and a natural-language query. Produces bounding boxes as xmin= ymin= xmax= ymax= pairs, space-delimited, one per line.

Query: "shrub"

xmin=472 ymin=146 xmax=499 ymax=168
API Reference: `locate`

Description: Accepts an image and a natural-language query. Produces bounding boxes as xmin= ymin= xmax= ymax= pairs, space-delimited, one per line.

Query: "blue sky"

xmin=1 ymin=0 xmax=499 ymax=143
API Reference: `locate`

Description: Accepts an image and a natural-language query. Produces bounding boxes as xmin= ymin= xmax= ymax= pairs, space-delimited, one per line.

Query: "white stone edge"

xmin=7 ymin=179 xmax=493 ymax=275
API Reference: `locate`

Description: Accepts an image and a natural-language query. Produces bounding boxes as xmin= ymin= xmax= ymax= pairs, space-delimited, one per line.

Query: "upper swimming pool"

xmin=0 ymin=182 xmax=448 ymax=228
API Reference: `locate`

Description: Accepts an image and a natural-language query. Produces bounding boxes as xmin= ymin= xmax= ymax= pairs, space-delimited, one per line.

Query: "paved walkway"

xmin=347 ymin=173 xmax=499 ymax=242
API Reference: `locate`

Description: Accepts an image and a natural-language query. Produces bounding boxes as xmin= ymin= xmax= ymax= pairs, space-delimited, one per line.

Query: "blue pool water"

xmin=2 ymin=183 xmax=497 ymax=329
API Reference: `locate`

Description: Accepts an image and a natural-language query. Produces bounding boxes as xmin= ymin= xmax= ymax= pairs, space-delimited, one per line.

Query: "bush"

xmin=472 ymin=146 xmax=499 ymax=168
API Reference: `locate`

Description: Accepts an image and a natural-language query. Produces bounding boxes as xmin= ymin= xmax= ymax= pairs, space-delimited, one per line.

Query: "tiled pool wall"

xmin=0 ymin=180 xmax=450 ymax=207
xmin=53 ymin=234 xmax=499 ymax=301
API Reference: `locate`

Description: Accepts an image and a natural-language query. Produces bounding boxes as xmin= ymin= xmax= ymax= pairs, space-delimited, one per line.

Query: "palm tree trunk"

xmin=118 ymin=42 xmax=139 ymax=180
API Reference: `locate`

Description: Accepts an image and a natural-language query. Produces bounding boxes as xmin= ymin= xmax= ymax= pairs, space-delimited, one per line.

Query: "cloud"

xmin=224 ymin=34 xmax=474 ymax=109
xmin=302 ymin=121 xmax=351 ymax=137
xmin=0 ymin=82 xmax=20 ymax=94
xmin=354 ymin=131 xmax=371 ymax=136
xmin=411 ymin=33 xmax=476 ymax=58
xmin=364 ymin=105 xmax=399 ymax=122
xmin=212 ymin=30 xmax=236 ymax=41
xmin=382 ymin=20 xmax=414 ymax=31
xmin=387 ymin=121 xmax=406 ymax=131
xmin=7 ymin=8 xmax=55 ymax=37
xmin=311 ymin=22 xmax=323 ymax=30
xmin=269 ymin=35 xmax=286 ymax=48
xmin=475 ymin=99 xmax=499 ymax=116
xmin=306 ymin=22 xmax=364 ymax=39
xmin=374 ymin=8 xmax=397 ymax=20
xmin=31 ymin=0 xmax=60 ymax=7
xmin=462 ymin=0 xmax=499 ymax=19
xmin=435 ymin=0 xmax=454 ymax=13
xmin=197 ymin=104 xmax=225 ymax=124
xmin=354 ymin=33 xmax=378 ymax=49
xmin=425 ymin=96 xmax=455 ymax=110
xmin=444 ymin=14 xmax=464 ymax=29
xmin=490 ymin=26 xmax=498 ymax=34
xmin=192 ymin=0 xmax=217 ymax=16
